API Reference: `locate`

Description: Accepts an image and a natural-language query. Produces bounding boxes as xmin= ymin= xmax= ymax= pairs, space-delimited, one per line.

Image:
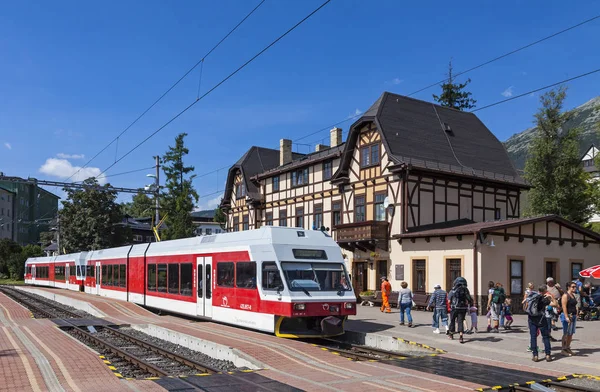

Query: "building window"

xmin=291 ymin=168 xmax=309 ymax=187
xmin=571 ymin=262 xmax=583 ymax=280
xmin=376 ymin=260 xmax=387 ymax=282
xmin=323 ymin=161 xmax=332 ymax=180
xmin=374 ymin=193 xmax=386 ymax=221
xmin=205 ymin=228 xmax=212 ymax=235
xmin=313 ymin=204 xmax=323 ymax=230
xmin=133 ymin=234 xmax=143 ymax=242
xmin=412 ymin=259 xmax=426 ymax=293
xmin=235 ymin=182 xmax=246 ymax=198
xmin=217 ymin=262 xmax=234 ymax=287
xmin=445 ymin=258 xmax=462 ymax=292
xmin=266 ymin=212 xmax=273 ymax=226
xmin=495 ymin=208 xmax=501 ymax=220
xmin=295 ymin=207 xmax=304 ymax=228
xmin=510 ymin=259 xmax=523 ymax=294
xmin=215 ymin=229 xmax=221 ymax=234
xmin=332 ymin=201 xmax=341 ymax=227
xmin=279 ymin=210 xmax=287 ymax=227
xmin=236 ymin=262 xmax=257 ymax=289
xmin=273 ymin=176 xmax=279 ymax=192
xmin=360 ymin=144 xmax=380 ymax=168
xmin=355 ymin=195 xmax=365 ymax=223
xmin=242 ymin=214 xmax=249 ymax=231
xmin=197 ymin=228 xmax=203 ymax=235
xmin=233 ymin=216 xmax=239 ymax=232
xmin=262 ymin=262 xmax=283 ymax=290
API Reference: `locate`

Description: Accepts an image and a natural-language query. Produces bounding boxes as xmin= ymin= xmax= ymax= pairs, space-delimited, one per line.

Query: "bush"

xmin=360 ymin=290 xmax=374 ymax=297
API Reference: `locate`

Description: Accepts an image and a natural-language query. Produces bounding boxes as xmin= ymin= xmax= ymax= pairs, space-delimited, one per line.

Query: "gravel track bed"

xmin=7 ymin=288 xmax=92 ymax=318
xmin=553 ymin=377 xmax=600 ymax=391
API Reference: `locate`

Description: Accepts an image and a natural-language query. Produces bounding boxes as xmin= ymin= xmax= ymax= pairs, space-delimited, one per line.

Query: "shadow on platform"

xmin=345 ymin=319 xmax=397 ymax=333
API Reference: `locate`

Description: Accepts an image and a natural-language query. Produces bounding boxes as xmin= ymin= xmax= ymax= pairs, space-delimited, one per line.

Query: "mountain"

xmin=504 ymin=96 xmax=600 ymax=170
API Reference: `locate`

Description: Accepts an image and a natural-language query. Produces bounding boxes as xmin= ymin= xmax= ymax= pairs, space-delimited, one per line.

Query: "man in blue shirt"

xmin=427 ymin=284 xmax=448 ymax=334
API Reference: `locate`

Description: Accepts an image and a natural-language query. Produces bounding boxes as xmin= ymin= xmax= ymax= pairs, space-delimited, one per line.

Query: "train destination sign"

xmin=292 ymin=249 xmax=328 ymax=260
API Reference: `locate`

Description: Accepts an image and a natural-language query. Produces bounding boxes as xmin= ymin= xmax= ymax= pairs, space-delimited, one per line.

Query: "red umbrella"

xmin=579 ymin=265 xmax=600 ymax=279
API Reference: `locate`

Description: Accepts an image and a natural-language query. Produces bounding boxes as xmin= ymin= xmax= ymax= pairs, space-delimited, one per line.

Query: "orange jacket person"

xmin=380 ymin=276 xmax=392 ymax=313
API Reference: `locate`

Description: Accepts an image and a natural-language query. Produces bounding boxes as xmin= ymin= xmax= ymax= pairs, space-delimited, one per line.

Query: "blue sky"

xmin=1 ymin=0 xmax=599 ymax=210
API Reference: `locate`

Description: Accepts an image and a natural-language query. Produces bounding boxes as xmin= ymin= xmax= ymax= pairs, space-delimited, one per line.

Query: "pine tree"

xmin=433 ymin=60 xmax=477 ymax=110
xmin=161 ymin=133 xmax=199 ymax=240
xmin=524 ymin=87 xmax=595 ymax=224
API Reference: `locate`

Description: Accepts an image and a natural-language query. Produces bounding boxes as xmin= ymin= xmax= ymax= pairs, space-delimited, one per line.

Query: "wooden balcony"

xmin=334 ymin=220 xmax=389 ymax=252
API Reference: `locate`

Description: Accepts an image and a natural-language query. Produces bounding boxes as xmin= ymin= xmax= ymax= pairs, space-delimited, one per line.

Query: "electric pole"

xmin=154 ymin=156 xmax=160 ymax=225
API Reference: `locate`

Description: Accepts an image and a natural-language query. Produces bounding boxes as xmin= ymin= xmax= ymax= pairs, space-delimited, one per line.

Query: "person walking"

xmin=560 ymin=282 xmax=578 ymax=356
xmin=398 ymin=281 xmax=414 ymax=327
xmin=380 ymin=276 xmax=392 ymax=313
xmin=427 ymin=284 xmax=448 ymax=334
xmin=526 ymin=284 xmax=558 ymax=362
xmin=546 ymin=277 xmax=562 ymax=336
xmin=488 ymin=282 xmax=506 ymax=333
xmin=485 ymin=281 xmax=495 ymax=332
xmin=447 ymin=277 xmax=473 ymax=344
xmin=503 ymin=298 xmax=514 ymax=329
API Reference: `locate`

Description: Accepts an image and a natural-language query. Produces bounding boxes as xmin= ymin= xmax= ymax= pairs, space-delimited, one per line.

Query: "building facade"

xmin=220 ymin=92 xmax=600 ymax=307
xmin=0 ymin=186 xmax=15 ymax=240
xmin=0 ymin=177 xmax=60 ymax=245
xmin=582 ymin=144 xmax=599 ymax=223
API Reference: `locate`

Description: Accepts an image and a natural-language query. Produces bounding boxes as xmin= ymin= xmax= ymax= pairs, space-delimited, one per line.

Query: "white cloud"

xmin=57 ymin=153 xmax=85 ymax=159
xmin=501 ymin=86 xmax=514 ymax=98
xmin=385 ymin=77 xmax=404 ymax=86
xmin=529 ymin=92 xmax=537 ymax=98
xmin=197 ymin=196 xmax=221 ymax=211
xmin=347 ymin=108 xmax=362 ymax=119
xmin=39 ymin=158 xmax=106 ymax=184
xmin=4 ymin=142 xmax=11 ymax=150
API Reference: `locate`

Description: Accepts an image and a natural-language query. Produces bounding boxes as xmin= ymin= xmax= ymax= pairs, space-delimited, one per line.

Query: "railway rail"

xmin=511 ymin=381 xmax=600 ymax=392
xmin=306 ymin=337 xmax=415 ymax=361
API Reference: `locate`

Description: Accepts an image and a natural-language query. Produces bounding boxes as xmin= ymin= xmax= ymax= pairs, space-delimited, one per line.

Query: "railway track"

xmin=511 ymin=381 xmax=600 ymax=392
xmin=306 ymin=337 xmax=414 ymax=361
xmin=0 ymin=286 xmax=226 ymax=379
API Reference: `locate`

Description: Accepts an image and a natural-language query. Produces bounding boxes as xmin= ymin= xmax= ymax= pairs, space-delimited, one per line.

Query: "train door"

xmin=32 ymin=265 xmax=36 ymax=283
xmin=196 ymin=257 xmax=213 ymax=318
xmin=96 ymin=262 xmax=101 ymax=294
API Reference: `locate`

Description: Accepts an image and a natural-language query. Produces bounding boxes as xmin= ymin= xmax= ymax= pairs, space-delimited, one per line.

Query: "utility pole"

xmin=56 ymin=214 xmax=60 ymax=256
xmin=154 ymin=156 xmax=160 ymax=225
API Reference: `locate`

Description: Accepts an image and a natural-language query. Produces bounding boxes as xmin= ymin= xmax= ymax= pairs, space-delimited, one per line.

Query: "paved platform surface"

xmin=347 ymin=305 xmax=600 ymax=377
xmin=6 ymin=286 xmax=595 ymax=392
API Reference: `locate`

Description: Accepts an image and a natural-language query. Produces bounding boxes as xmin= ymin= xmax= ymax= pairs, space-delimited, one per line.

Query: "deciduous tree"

xmin=121 ymin=192 xmax=154 ymax=218
xmin=161 ymin=133 xmax=199 ymax=240
xmin=433 ymin=60 xmax=477 ymax=111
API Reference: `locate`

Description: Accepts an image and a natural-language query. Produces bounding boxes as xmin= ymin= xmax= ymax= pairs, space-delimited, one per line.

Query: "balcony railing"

xmin=334 ymin=220 xmax=389 ymax=251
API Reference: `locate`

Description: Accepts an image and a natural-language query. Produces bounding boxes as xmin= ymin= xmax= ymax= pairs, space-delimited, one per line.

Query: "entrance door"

xmin=352 ymin=262 xmax=368 ymax=293
xmin=412 ymin=259 xmax=426 ymax=293
xmin=446 ymin=258 xmax=462 ymax=292
xmin=545 ymin=261 xmax=558 ymax=281
xmin=95 ymin=262 xmax=101 ymax=294
xmin=196 ymin=257 xmax=213 ymax=318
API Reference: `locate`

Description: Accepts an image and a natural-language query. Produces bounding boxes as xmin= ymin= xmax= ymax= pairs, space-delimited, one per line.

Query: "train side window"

xmin=168 ymin=263 xmax=179 ymax=294
xmin=262 ymin=262 xmax=283 ymax=290
xmin=197 ymin=265 xmax=203 ymax=298
xmin=119 ymin=264 xmax=126 ymax=288
xmin=217 ymin=262 xmax=234 ymax=287
xmin=102 ymin=266 xmax=107 ymax=285
xmin=114 ymin=265 xmax=119 ymax=286
xmin=180 ymin=263 xmax=192 ymax=296
xmin=206 ymin=264 xmax=211 ymax=299
xmin=157 ymin=264 xmax=167 ymax=292
xmin=147 ymin=264 xmax=156 ymax=291
xmin=108 ymin=265 xmax=114 ymax=286
xmin=236 ymin=262 xmax=256 ymax=289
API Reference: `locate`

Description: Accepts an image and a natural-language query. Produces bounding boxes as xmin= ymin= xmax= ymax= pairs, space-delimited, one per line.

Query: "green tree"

xmin=0 ymin=239 xmax=21 ymax=277
xmin=39 ymin=231 xmax=55 ymax=248
xmin=121 ymin=192 xmax=154 ymax=218
xmin=524 ymin=87 xmax=596 ymax=224
xmin=433 ymin=60 xmax=477 ymax=110
xmin=161 ymin=133 xmax=199 ymax=240
xmin=60 ymin=178 xmax=130 ymax=252
xmin=213 ymin=203 xmax=226 ymax=228
xmin=8 ymin=244 xmax=43 ymax=279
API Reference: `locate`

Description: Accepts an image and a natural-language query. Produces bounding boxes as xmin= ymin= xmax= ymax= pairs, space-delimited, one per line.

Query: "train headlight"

xmin=293 ymin=303 xmax=306 ymax=311
xmin=344 ymin=302 xmax=355 ymax=309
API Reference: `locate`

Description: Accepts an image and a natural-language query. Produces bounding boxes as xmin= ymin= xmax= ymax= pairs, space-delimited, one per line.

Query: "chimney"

xmin=330 ymin=127 xmax=342 ymax=147
xmin=315 ymin=144 xmax=329 ymax=152
xmin=280 ymin=139 xmax=292 ymax=166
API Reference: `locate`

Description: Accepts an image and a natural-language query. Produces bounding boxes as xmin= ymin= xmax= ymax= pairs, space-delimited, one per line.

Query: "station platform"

xmin=3 ymin=286 xmax=598 ymax=392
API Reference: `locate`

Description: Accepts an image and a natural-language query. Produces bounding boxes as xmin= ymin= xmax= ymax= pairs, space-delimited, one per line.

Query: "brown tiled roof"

xmin=392 ymin=215 xmax=600 ymax=242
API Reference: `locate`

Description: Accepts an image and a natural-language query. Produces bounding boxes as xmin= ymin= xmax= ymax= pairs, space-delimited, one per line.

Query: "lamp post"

xmin=146 ymin=156 xmax=160 ymax=226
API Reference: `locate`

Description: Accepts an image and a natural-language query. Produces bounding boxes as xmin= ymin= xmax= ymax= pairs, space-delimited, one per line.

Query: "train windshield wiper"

xmin=299 ymin=286 xmax=311 ymax=297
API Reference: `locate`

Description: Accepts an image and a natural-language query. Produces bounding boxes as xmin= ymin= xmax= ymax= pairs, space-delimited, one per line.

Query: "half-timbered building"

xmin=220 ymin=92 xmax=600 ymax=309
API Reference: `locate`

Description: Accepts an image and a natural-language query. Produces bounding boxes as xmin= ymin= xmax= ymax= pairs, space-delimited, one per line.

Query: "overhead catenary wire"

xmin=96 ymin=0 xmax=332 ymax=180
xmin=62 ymin=0 xmax=267 ymax=185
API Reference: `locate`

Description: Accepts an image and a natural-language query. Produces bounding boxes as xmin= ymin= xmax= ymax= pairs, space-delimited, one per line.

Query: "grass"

xmin=0 ymin=278 xmax=25 ymax=285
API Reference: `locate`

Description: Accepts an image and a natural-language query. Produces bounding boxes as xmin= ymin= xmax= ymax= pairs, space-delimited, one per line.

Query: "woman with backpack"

xmin=487 ymin=282 xmax=506 ymax=333
xmin=526 ymin=284 xmax=558 ymax=362
xmin=447 ymin=277 xmax=473 ymax=344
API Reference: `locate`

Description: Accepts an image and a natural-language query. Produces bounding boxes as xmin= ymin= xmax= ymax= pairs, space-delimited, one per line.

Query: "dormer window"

xmin=235 ymin=182 xmax=246 ymax=198
xmin=360 ymin=144 xmax=380 ymax=168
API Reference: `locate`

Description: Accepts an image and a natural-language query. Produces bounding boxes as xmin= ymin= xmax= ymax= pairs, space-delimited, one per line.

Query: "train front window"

xmin=281 ymin=262 xmax=351 ymax=292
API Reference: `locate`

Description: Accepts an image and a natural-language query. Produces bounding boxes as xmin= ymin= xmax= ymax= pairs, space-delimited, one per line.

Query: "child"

xmin=468 ymin=305 xmax=478 ymax=333
xmin=503 ymin=298 xmax=513 ymax=329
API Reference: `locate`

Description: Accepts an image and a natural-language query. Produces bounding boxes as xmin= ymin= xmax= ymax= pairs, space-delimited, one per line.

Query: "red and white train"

xmin=24 ymin=227 xmax=356 ymax=337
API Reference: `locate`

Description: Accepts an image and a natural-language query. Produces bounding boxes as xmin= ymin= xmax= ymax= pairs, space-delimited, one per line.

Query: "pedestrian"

xmin=486 ymin=281 xmax=495 ymax=332
xmin=560 ymin=282 xmax=578 ymax=356
xmin=398 ymin=281 xmax=413 ymax=327
xmin=487 ymin=282 xmax=506 ymax=333
xmin=380 ymin=276 xmax=392 ymax=313
xmin=468 ymin=305 xmax=478 ymax=333
xmin=526 ymin=284 xmax=558 ymax=362
xmin=503 ymin=298 xmax=513 ymax=329
xmin=522 ymin=282 xmax=535 ymax=311
xmin=427 ymin=284 xmax=448 ymax=334
xmin=447 ymin=276 xmax=473 ymax=344
xmin=545 ymin=277 xmax=562 ymax=340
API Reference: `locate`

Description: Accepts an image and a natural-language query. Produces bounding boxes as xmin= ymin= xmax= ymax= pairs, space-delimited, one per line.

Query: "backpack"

xmin=451 ymin=285 xmax=469 ymax=308
xmin=526 ymin=292 xmax=544 ymax=317
xmin=492 ymin=287 xmax=506 ymax=304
